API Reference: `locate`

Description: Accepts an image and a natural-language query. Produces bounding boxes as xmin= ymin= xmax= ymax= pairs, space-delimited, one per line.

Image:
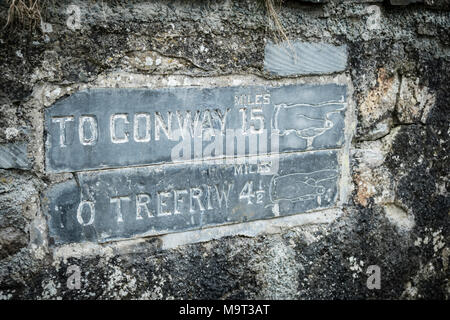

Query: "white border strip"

xmin=160 ymin=208 xmax=342 ymax=250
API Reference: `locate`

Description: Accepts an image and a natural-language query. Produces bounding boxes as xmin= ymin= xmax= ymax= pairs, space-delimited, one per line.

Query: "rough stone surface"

xmin=0 ymin=0 xmax=448 ymax=300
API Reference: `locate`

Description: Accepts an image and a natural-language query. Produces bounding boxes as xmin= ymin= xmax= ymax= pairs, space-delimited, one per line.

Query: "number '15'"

xmin=239 ymin=107 xmax=265 ymax=134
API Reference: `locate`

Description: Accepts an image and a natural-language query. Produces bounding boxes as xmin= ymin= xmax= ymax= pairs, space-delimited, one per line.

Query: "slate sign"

xmin=45 ymin=85 xmax=346 ymax=173
xmin=43 ymin=84 xmax=347 ymax=244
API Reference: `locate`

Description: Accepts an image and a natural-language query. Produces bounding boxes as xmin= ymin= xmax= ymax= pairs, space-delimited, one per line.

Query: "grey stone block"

xmin=44 ymin=84 xmax=347 ymax=173
xmin=42 ymin=150 xmax=340 ymax=244
xmin=264 ymin=41 xmax=347 ymax=76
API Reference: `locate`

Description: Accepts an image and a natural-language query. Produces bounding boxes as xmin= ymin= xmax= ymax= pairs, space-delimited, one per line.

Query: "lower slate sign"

xmin=43 ymin=150 xmax=340 ymax=244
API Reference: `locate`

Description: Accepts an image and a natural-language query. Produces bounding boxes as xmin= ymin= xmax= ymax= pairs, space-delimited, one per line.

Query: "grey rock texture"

xmin=0 ymin=0 xmax=449 ymax=300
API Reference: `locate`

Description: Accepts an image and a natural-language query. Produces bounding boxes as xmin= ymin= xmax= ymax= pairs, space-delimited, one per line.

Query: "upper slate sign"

xmin=44 ymin=84 xmax=347 ymax=173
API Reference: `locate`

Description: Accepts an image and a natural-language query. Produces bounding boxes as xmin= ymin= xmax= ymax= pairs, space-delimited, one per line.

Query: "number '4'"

xmin=239 ymin=181 xmax=255 ymax=204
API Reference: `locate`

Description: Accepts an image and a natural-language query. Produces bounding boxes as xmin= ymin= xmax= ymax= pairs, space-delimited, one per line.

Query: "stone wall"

xmin=0 ymin=0 xmax=448 ymax=299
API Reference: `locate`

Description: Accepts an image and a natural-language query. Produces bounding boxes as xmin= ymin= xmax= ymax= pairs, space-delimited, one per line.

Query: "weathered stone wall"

xmin=0 ymin=0 xmax=448 ymax=299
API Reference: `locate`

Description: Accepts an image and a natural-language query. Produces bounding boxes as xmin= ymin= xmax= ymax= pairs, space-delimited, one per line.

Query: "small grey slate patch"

xmin=264 ymin=41 xmax=347 ymax=76
xmin=0 ymin=142 xmax=31 ymax=170
xmin=45 ymin=84 xmax=347 ymax=173
xmin=42 ymin=150 xmax=340 ymax=244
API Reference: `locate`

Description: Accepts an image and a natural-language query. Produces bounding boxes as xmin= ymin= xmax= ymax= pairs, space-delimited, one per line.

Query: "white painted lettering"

xmin=52 ymin=116 xmax=74 ymax=147
xmin=110 ymin=114 xmax=130 ymax=143
xmin=79 ymin=115 xmax=98 ymax=146
xmin=110 ymin=196 xmax=130 ymax=223
xmin=76 ymin=200 xmax=95 ymax=226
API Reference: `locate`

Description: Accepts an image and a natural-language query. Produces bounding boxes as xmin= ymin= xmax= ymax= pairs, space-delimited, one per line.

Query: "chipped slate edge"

xmin=160 ymin=207 xmax=341 ymax=250
xmin=264 ymin=41 xmax=348 ymax=76
xmin=52 ymin=207 xmax=342 ymax=259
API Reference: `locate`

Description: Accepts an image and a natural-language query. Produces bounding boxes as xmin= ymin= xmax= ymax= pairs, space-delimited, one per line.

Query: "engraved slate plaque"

xmin=42 ymin=151 xmax=340 ymax=244
xmin=44 ymin=84 xmax=347 ymax=173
